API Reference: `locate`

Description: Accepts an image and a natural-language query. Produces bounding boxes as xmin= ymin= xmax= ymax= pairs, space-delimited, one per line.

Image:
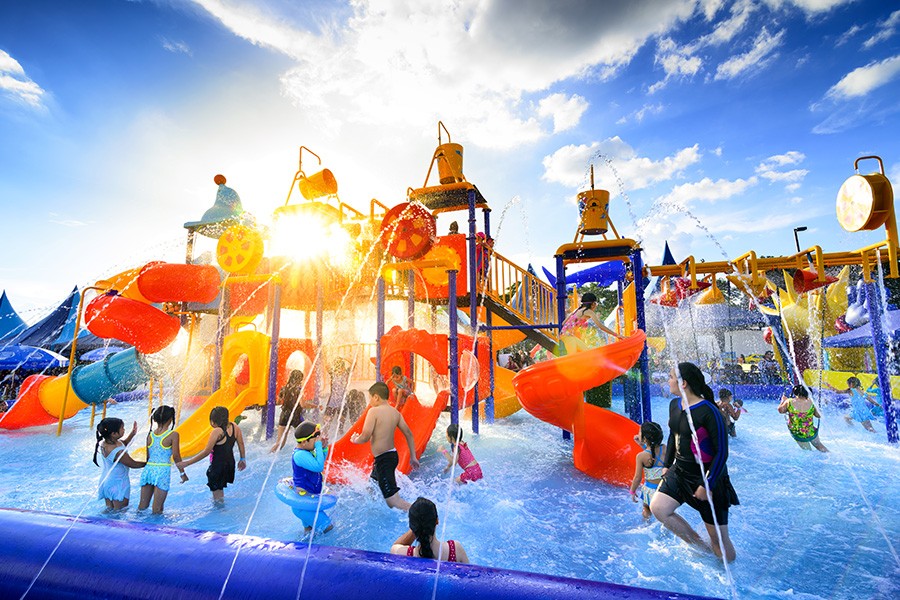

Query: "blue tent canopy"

xmin=0 ymin=345 xmax=68 ymax=371
xmin=0 ymin=291 xmax=27 ymax=339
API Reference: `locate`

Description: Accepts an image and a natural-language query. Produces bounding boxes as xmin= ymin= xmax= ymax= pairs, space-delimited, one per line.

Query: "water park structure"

xmin=0 ymin=124 xmax=897 ymax=599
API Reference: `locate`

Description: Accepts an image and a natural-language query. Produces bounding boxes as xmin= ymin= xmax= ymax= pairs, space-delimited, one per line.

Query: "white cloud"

xmin=649 ymin=37 xmax=702 ymax=93
xmin=762 ymin=0 xmax=855 ymax=15
xmin=825 ymin=55 xmax=900 ymax=100
xmin=537 ymin=93 xmax=588 ymax=133
xmin=836 ymin=24 xmax=862 ymax=46
xmin=617 ymin=102 xmax=664 ymax=124
xmin=715 ymin=27 xmax=785 ymax=80
xmin=0 ymin=50 xmax=46 ymax=108
xmin=192 ymin=0 xmax=699 ymax=150
xmin=862 ymin=9 xmax=900 ymax=49
xmin=657 ymin=176 xmax=758 ymax=208
xmin=161 ymin=38 xmax=193 ymax=56
xmin=759 ymin=151 xmax=805 ymax=168
xmin=756 ymin=152 xmax=808 ymax=187
xmin=541 ymin=137 xmax=700 ymax=195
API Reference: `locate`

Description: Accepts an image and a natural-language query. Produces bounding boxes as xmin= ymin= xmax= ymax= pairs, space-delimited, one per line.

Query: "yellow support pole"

xmin=57 ymin=286 xmax=103 ymax=437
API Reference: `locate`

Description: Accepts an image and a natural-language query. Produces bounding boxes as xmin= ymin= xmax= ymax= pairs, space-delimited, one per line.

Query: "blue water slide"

xmin=70 ymin=348 xmax=149 ymax=405
xmin=0 ymin=509 xmax=721 ymax=600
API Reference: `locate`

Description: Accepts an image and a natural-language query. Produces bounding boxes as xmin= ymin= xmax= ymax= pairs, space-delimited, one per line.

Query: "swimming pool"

xmin=0 ymin=393 xmax=897 ymax=599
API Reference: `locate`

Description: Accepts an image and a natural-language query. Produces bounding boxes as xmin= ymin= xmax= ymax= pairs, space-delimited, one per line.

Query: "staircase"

xmin=478 ymin=243 xmax=559 ymax=350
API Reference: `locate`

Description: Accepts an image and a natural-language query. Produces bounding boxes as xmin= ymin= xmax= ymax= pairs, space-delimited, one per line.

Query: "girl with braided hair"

xmin=390 ymin=497 xmax=470 ymax=563
xmin=93 ymin=417 xmax=145 ymax=511
xmin=629 ymin=420 xmax=666 ymax=518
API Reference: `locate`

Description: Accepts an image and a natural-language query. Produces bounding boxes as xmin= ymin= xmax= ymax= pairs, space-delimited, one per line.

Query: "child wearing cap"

xmin=291 ymin=422 xmax=329 ymax=496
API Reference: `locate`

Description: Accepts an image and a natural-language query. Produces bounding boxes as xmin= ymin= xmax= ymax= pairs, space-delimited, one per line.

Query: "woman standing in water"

xmin=650 ymin=362 xmax=739 ymax=562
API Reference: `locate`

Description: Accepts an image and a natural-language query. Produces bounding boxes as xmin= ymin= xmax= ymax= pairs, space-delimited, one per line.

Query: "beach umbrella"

xmin=0 ymin=345 xmax=69 ymax=370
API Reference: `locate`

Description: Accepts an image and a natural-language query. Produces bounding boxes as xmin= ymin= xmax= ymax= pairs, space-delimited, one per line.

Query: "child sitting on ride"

xmin=138 ymin=405 xmax=187 ymax=514
xmin=93 ymin=418 xmax=146 ymax=512
xmin=829 ymin=376 xmax=881 ymax=433
xmin=778 ymin=385 xmax=829 ymax=452
xmin=388 ymin=365 xmax=414 ymax=410
xmin=629 ymin=421 xmax=666 ymax=518
xmin=441 ymin=423 xmax=483 ymax=484
xmin=559 ymin=292 xmax=623 ymax=350
xmin=390 ymin=497 xmax=470 ymax=563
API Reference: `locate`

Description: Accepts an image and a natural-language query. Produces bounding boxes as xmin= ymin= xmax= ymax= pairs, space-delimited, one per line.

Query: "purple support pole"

xmin=554 ymin=254 xmax=570 ymax=441
xmin=449 ymin=270 xmax=460 ymax=425
xmin=485 ymin=308 xmax=495 ymax=424
xmin=632 ymin=249 xmax=651 ymax=423
xmin=265 ymin=282 xmax=282 ymax=439
xmin=865 ymin=282 xmax=898 ymax=443
xmin=376 ymin=277 xmax=385 ymax=382
xmin=213 ymin=287 xmax=228 ymax=393
xmin=408 ymin=270 xmax=416 ymax=378
xmin=467 ymin=189 xmax=479 ymax=434
xmin=315 ymin=282 xmax=323 ymax=401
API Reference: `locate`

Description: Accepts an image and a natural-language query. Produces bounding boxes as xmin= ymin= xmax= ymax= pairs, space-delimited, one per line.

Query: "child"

xmin=717 ymin=389 xmax=741 ymax=437
xmin=93 ymin=417 xmax=145 ymax=511
xmin=138 ymin=405 xmax=188 ymax=514
xmin=286 ymin=421 xmax=333 ymax=533
xmin=442 ymin=423 xmax=482 ymax=484
xmin=629 ymin=421 xmax=666 ymax=518
xmin=339 ymin=389 xmax=366 ymax=437
xmin=324 ymin=358 xmax=350 ymax=434
xmin=831 ymin=377 xmax=880 ymax=432
xmin=177 ymin=406 xmax=246 ymax=504
xmin=390 ymin=497 xmax=470 ymax=563
xmin=388 ymin=365 xmax=414 ymax=410
xmin=778 ymin=385 xmax=829 ymax=452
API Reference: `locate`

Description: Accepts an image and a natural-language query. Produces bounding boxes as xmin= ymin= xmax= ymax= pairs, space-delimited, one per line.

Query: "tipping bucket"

xmin=298 ymin=169 xmax=338 ymax=200
xmin=792 ymin=269 xmax=837 ymax=294
xmin=577 ymin=189 xmax=610 ymax=235
xmin=436 ymin=143 xmax=464 ymax=184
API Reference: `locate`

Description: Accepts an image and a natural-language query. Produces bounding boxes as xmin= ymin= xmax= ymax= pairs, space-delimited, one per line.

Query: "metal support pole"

xmin=865 ymin=282 xmax=898 ymax=443
xmin=214 ymin=288 xmax=228 ymax=393
xmin=265 ymin=281 xmax=282 ymax=439
xmin=485 ymin=308 xmax=495 ymax=424
xmin=448 ymin=270 xmax=459 ymax=425
xmin=554 ymin=255 xmax=570 ymax=440
xmin=376 ymin=277 xmax=385 ymax=382
xmin=632 ymin=249 xmax=651 ymax=424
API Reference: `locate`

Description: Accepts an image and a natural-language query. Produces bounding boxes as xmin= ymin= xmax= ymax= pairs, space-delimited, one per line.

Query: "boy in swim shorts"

xmin=350 ymin=381 xmax=419 ymax=510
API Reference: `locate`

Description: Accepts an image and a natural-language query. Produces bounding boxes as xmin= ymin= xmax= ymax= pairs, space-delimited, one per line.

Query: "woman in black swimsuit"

xmin=650 ymin=362 xmax=738 ymax=562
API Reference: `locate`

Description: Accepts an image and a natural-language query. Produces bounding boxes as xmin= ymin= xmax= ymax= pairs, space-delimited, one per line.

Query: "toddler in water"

xmin=629 ymin=421 xmax=666 ymax=518
xmin=138 ymin=405 xmax=187 ymax=514
xmin=830 ymin=377 xmax=880 ymax=432
xmin=442 ymin=424 xmax=482 ymax=484
xmin=94 ymin=418 xmax=146 ymax=511
xmin=177 ymin=406 xmax=246 ymax=504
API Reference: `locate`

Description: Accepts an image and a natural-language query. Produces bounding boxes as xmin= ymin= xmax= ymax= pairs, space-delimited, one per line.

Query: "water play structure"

xmin=0 ymin=128 xmax=897 ymax=599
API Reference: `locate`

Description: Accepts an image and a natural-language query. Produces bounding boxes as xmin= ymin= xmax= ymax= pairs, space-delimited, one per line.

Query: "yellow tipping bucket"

xmin=436 ymin=143 xmax=464 ymax=184
xmin=577 ymin=189 xmax=609 ymax=235
xmin=298 ymin=169 xmax=338 ymax=200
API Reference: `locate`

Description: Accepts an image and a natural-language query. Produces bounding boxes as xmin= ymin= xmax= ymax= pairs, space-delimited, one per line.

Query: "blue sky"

xmin=2 ymin=0 xmax=900 ymax=318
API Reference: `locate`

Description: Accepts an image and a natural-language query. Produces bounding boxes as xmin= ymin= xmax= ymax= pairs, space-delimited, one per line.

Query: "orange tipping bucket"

xmin=436 ymin=143 xmax=464 ymax=184
xmin=792 ymin=269 xmax=837 ymax=294
xmin=298 ymin=169 xmax=338 ymax=200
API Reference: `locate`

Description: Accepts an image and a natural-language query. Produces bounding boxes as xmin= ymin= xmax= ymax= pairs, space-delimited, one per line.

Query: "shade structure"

xmin=0 ymin=345 xmax=69 ymax=370
xmin=822 ymin=310 xmax=900 ymax=348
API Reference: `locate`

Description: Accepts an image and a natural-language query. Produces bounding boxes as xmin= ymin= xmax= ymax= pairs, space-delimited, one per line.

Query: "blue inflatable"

xmin=274 ymin=478 xmax=337 ymax=532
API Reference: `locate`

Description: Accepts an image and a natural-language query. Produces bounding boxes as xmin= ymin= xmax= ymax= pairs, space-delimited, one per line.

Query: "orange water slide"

xmin=512 ymin=331 xmax=647 ymax=487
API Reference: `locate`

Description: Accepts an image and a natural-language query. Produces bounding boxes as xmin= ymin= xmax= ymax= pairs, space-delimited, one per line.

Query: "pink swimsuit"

xmin=455 ymin=442 xmax=483 ymax=483
xmin=407 ymin=540 xmax=458 ymax=562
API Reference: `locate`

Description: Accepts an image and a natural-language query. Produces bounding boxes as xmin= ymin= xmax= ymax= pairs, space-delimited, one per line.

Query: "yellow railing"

xmin=479 ymin=242 xmax=559 ymax=342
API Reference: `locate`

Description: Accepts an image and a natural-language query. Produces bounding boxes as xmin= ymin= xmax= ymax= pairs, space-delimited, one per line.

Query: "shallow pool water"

xmin=1 ymin=393 xmax=898 ymax=600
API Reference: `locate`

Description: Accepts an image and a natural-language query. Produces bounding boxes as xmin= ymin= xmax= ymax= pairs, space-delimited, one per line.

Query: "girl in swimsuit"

xmin=559 ymin=292 xmax=624 ymax=350
xmin=442 ymin=423 xmax=483 ymax=484
xmin=778 ymin=385 xmax=829 ymax=452
xmin=390 ymin=497 xmax=470 ymax=563
xmin=177 ymin=406 xmax=246 ymax=504
xmin=829 ymin=377 xmax=880 ymax=433
xmin=94 ymin=418 xmax=145 ymax=511
xmin=138 ymin=405 xmax=188 ymax=514
xmin=629 ymin=421 xmax=666 ymax=518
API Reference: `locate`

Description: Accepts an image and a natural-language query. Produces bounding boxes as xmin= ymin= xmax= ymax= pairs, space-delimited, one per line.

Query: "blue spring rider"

xmin=274 ymin=478 xmax=338 ymax=532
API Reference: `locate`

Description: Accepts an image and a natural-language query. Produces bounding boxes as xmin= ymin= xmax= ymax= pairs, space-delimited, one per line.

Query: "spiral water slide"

xmin=512 ymin=331 xmax=647 ymax=487
xmin=0 ymin=262 xmax=220 ymax=430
